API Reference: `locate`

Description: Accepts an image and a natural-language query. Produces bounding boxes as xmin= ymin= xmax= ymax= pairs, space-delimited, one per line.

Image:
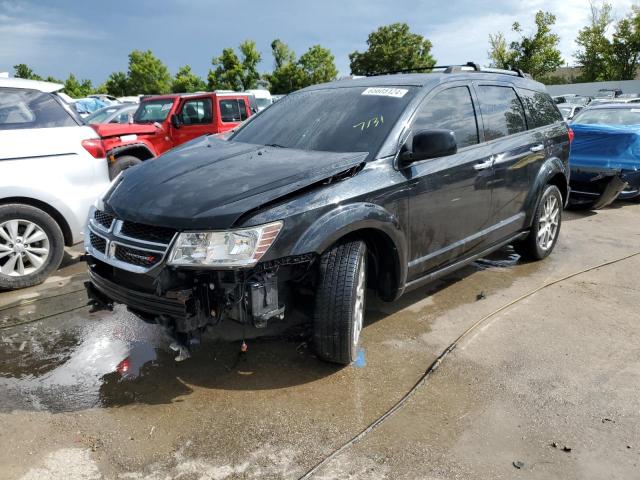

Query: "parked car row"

xmin=2 ymin=65 xmax=638 ymax=366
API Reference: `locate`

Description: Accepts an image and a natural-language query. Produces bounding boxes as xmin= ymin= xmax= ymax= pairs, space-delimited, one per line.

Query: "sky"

xmin=1 ymin=0 xmax=638 ymax=85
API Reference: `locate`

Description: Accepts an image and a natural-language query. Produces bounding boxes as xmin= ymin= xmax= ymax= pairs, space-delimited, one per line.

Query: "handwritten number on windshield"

xmin=354 ymin=115 xmax=384 ymax=131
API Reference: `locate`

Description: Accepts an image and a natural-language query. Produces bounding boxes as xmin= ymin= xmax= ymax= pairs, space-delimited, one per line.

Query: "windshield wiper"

xmin=264 ymin=143 xmax=288 ymax=148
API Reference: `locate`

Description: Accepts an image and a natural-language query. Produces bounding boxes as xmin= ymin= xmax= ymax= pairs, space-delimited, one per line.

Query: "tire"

xmin=0 ymin=204 xmax=65 ymax=290
xmin=312 ymin=240 xmax=367 ymax=364
xmin=514 ymin=184 xmax=563 ymax=261
xmin=109 ymin=155 xmax=142 ymax=180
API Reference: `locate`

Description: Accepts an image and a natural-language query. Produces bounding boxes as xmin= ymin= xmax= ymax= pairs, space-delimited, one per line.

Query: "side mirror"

xmin=400 ymin=129 xmax=457 ymax=165
xmin=171 ymin=114 xmax=182 ymax=129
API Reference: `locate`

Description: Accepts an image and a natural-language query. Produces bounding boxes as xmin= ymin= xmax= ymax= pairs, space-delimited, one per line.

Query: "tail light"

xmin=567 ymin=127 xmax=574 ymax=143
xmin=81 ymin=138 xmax=106 ymax=158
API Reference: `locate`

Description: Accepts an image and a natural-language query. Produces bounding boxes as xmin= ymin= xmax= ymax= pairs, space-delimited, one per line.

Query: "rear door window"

xmin=517 ymin=89 xmax=563 ymax=128
xmin=476 ymin=85 xmax=527 ymax=141
xmin=179 ymin=98 xmax=213 ymax=125
xmin=219 ymin=99 xmax=245 ymax=122
xmin=412 ymin=86 xmax=479 ymax=148
xmin=0 ymin=88 xmax=77 ymax=130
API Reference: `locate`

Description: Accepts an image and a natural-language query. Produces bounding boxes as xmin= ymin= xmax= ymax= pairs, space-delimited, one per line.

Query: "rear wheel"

xmin=109 ymin=155 xmax=142 ymax=179
xmin=514 ymin=184 xmax=562 ymax=260
xmin=0 ymin=204 xmax=65 ymax=289
xmin=312 ymin=240 xmax=367 ymax=364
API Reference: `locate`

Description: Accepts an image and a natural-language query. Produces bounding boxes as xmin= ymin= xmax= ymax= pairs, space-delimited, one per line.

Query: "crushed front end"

xmin=84 ymin=208 xmax=315 ymax=355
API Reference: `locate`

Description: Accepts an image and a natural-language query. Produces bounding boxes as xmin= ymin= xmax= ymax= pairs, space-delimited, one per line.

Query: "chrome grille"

xmin=114 ymin=245 xmax=161 ymax=267
xmin=89 ymin=232 xmax=107 ymax=254
xmin=120 ymin=221 xmax=176 ymax=244
xmin=94 ymin=210 xmax=114 ymax=230
xmin=86 ymin=208 xmax=176 ymax=273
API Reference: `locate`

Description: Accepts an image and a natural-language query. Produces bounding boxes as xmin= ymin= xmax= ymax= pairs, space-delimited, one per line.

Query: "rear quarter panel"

xmin=0 ymin=126 xmax=110 ymax=243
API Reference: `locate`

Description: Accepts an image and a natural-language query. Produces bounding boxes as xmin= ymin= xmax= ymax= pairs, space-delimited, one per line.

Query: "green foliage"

xmin=349 ymin=23 xmax=436 ymax=75
xmin=126 ymin=50 xmax=172 ymax=94
xmin=13 ymin=64 xmax=42 ymax=80
xmin=100 ymin=71 xmax=129 ymax=96
xmin=298 ymin=45 xmax=338 ymax=86
xmin=208 ymin=40 xmax=262 ymax=91
xmin=574 ymin=2 xmax=640 ymax=81
xmin=172 ymin=65 xmax=206 ymax=93
xmin=575 ymin=2 xmax=614 ymax=81
xmin=265 ymin=40 xmax=339 ymax=94
xmin=62 ymin=74 xmax=93 ymax=98
xmin=609 ymin=8 xmax=640 ymax=80
xmin=488 ymin=11 xmax=563 ymax=80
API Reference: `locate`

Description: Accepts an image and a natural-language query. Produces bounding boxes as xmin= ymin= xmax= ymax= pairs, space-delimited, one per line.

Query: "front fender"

xmin=524 ymin=156 xmax=569 ymax=227
xmin=291 ymin=202 xmax=408 ymax=296
xmin=106 ymin=142 xmax=157 ymax=160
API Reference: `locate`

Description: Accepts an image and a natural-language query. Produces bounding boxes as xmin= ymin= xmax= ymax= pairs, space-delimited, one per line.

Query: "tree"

xmin=575 ymin=1 xmax=614 ymax=82
xmin=208 ymin=47 xmax=243 ymax=90
xmin=298 ymin=45 xmax=338 ymax=87
xmin=13 ymin=64 xmax=41 ymax=80
xmin=100 ymin=71 xmax=129 ymax=96
xmin=172 ymin=65 xmax=206 ymax=93
xmin=266 ymin=39 xmax=304 ymax=94
xmin=349 ymin=23 xmax=436 ymax=75
xmin=208 ymin=40 xmax=262 ymax=91
xmin=609 ymin=8 xmax=640 ymax=80
xmin=126 ymin=50 xmax=172 ymax=94
xmin=487 ymin=11 xmax=563 ymax=81
xmin=63 ymin=74 xmax=93 ymax=98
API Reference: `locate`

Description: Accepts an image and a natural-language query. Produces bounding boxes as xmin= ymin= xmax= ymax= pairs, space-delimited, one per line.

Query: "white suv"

xmin=0 ymin=78 xmax=110 ymax=289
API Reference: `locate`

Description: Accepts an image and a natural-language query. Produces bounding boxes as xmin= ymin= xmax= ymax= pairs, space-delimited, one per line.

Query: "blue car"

xmin=569 ymin=104 xmax=640 ymax=208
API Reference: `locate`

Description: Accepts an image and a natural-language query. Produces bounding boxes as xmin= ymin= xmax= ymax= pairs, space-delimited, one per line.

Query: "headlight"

xmin=167 ymin=221 xmax=283 ymax=267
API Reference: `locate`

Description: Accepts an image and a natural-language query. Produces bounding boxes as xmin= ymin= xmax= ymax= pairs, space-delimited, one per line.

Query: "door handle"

xmin=530 ymin=144 xmax=545 ymax=153
xmin=474 ymin=158 xmax=494 ymax=171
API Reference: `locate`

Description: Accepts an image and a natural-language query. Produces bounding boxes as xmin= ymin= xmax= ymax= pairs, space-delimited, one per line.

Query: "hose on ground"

xmin=298 ymin=251 xmax=640 ymax=479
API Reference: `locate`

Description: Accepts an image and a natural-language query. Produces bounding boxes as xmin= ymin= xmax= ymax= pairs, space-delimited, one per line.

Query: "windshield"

xmin=232 ymin=86 xmax=417 ymax=158
xmin=558 ymin=107 xmax=572 ymax=119
xmin=86 ymin=107 xmax=120 ymax=124
xmin=133 ymin=99 xmax=175 ymax=123
xmin=255 ymin=98 xmax=272 ymax=109
xmin=571 ymin=108 xmax=640 ymax=125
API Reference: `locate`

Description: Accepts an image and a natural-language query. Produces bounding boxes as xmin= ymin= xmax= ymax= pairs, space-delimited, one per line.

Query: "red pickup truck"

xmin=94 ymin=92 xmax=254 ymax=178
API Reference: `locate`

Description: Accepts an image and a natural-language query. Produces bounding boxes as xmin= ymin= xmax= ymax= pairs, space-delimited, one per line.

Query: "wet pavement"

xmin=0 ymin=203 xmax=639 ymax=479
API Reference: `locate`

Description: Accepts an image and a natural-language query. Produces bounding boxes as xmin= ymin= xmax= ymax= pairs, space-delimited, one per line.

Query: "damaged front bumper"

xmin=84 ymin=208 xmax=316 ymax=350
xmin=569 ymin=167 xmax=640 ymax=209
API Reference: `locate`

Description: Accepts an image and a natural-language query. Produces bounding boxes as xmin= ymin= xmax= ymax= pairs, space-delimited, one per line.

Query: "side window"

xmin=477 ymin=85 xmax=527 ymax=141
xmin=412 ymin=86 xmax=479 ymax=148
xmin=517 ymin=89 xmax=563 ymax=128
xmin=180 ymin=98 xmax=212 ymax=125
xmin=0 ymin=89 xmax=76 ymax=130
xmin=237 ymin=99 xmax=248 ymax=121
xmin=219 ymin=99 xmax=245 ymax=122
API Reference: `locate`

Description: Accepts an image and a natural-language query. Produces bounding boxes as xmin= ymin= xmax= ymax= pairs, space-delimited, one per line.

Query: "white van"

xmin=0 ymin=78 xmax=110 ymax=289
xmin=245 ymin=89 xmax=273 ymax=111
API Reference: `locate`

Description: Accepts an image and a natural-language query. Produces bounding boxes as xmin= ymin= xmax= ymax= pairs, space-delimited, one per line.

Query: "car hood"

xmin=104 ymin=136 xmax=367 ymax=230
xmin=569 ymin=123 xmax=640 ymax=171
xmin=93 ymin=123 xmax=159 ymax=138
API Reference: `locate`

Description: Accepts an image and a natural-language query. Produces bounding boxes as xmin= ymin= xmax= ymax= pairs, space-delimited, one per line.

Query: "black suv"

xmin=85 ymin=64 xmax=570 ymax=364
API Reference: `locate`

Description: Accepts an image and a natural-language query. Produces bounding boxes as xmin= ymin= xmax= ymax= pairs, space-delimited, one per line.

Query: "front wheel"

xmin=514 ymin=184 xmax=563 ymax=260
xmin=312 ymin=240 xmax=367 ymax=365
xmin=0 ymin=204 xmax=65 ymax=289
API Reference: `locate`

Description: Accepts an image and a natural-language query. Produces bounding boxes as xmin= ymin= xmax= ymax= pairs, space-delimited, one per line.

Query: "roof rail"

xmin=368 ymin=62 xmax=531 ymax=79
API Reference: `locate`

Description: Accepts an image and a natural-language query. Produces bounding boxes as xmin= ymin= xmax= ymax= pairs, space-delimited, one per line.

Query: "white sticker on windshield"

xmin=161 ymin=103 xmax=172 ymax=111
xmin=362 ymin=87 xmax=408 ymax=98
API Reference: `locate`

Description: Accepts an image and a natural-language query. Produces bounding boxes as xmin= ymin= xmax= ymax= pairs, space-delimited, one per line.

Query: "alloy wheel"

xmin=537 ymin=195 xmax=560 ymax=251
xmin=0 ymin=219 xmax=50 ymax=277
xmin=352 ymin=255 xmax=366 ymax=348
